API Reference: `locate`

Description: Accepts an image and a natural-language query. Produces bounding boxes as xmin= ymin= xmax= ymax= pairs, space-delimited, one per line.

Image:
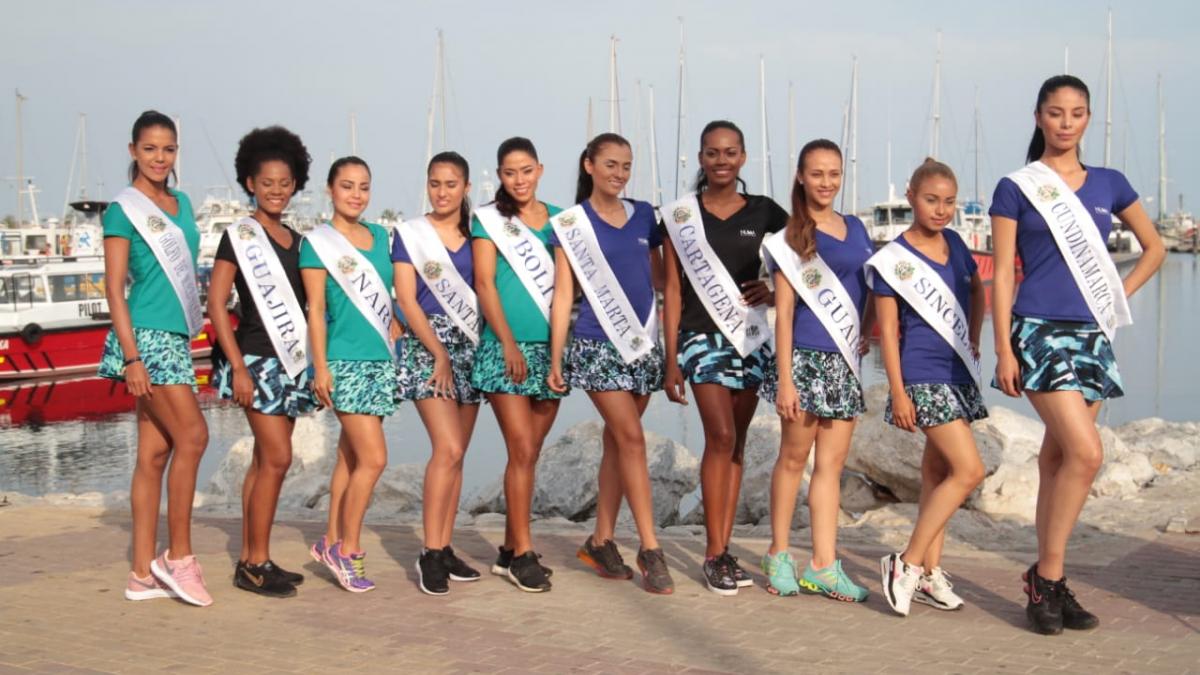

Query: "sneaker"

xmin=702 ymin=555 xmax=738 ymax=596
xmin=326 ymin=542 xmax=374 ymax=593
xmin=150 ymin=550 xmax=213 ymax=607
xmin=506 ymin=551 xmax=552 ymax=593
xmin=269 ymin=560 xmax=304 ymax=586
xmin=491 ymin=546 xmax=553 ymax=578
xmin=799 ymin=559 xmax=869 ymax=602
xmin=1022 ymin=563 xmax=1064 ymax=635
xmin=416 ymin=548 xmax=450 ymax=596
xmin=915 ymin=567 xmax=964 ymax=611
xmin=1059 ymin=578 xmax=1100 ymax=630
xmin=577 ymin=536 xmax=634 ymax=580
xmin=880 ymin=553 xmax=922 ymax=616
xmin=235 ymin=561 xmax=297 ymax=598
xmin=725 ymin=549 xmax=754 ymax=588
xmin=124 ymin=571 xmax=177 ymax=601
xmin=760 ymin=550 xmax=801 ymax=597
xmin=310 ymin=535 xmax=330 ymax=565
xmin=636 ymin=548 xmax=675 ymax=595
xmin=442 ymin=546 xmax=481 ymax=582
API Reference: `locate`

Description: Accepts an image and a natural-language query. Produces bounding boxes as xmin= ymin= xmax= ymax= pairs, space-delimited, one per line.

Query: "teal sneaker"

xmin=800 ymin=559 xmax=869 ymax=602
xmin=760 ymin=550 xmax=801 ymax=597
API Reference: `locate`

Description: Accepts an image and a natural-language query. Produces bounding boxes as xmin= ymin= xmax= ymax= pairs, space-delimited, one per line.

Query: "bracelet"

xmin=123 ymin=355 xmax=142 ymax=367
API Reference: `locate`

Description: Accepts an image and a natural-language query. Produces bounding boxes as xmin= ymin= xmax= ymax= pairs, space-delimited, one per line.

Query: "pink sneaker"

xmin=150 ymin=551 xmax=213 ymax=607
xmin=124 ymin=571 xmax=177 ymax=601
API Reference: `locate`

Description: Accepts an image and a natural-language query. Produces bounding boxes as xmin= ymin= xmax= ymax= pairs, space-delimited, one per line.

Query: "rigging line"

xmin=1113 ymin=51 xmax=1147 ymax=194
xmin=199 ymin=120 xmax=234 ymax=193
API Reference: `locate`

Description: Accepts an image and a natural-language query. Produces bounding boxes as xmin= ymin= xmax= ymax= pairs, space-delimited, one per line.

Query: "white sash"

xmin=397 ymin=217 xmax=481 ymax=344
xmin=661 ymin=194 xmax=771 ymax=356
xmin=1007 ymin=161 xmax=1132 ymax=338
xmin=475 ymin=204 xmax=555 ymax=322
xmin=762 ymin=232 xmax=862 ymax=380
xmin=304 ymin=224 xmax=394 ymax=357
xmin=865 ymin=241 xmax=981 ymax=387
xmin=227 ymin=218 xmax=310 ymax=377
xmin=113 ymin=187 xmax=203 ymax=337
xmin=550 ymin=204 xmax=657 ymax=364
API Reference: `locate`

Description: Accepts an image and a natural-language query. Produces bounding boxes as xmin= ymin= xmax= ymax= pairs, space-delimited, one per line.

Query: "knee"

xmin=1072 ymin=442 xmax=1104 ymax=478
xmin=259 ymin=445 xmax=293 ymax=477
xmin=610 ymin=425 xmax=646 ymax=455
xmin=507 ymin=439 xmax=540 ymax=470
xmin=138 ymin=451 xmax=170 ymax=473
xmin=433 ymin=443 xmax=467 ymax=470
xmin=704 ymin=425 xmax=736 ymax=453
xmin=953 ymin=460 xmax=986 ymax=490
xmin=355 ymin=451 xmax=387 ymax=476
xmin=775 ymin=446 xmax=808 ymax=475
xmin=173 ymin=423 xmax=208 ymax=461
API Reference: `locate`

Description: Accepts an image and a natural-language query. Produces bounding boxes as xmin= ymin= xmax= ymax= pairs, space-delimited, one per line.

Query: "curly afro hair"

xmin=234 ymin=125 xmax=311 ymax=198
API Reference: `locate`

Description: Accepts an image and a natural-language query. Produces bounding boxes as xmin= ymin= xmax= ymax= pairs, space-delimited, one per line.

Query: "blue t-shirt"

xmin=873 ymin=229 xmax=978 ymax=385
xmin=391 ymin=227 xmax=474 ymax=318
xmin=549 ymin=199 xmax=662 ymax=342
xmin=766 ymin=215 xmax=874 ymax=352
xmin=990 ymin=165 xmax=1138 ymax=322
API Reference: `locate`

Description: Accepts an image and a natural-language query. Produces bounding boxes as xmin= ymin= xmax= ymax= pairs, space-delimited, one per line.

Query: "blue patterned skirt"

xmin=886 ymin=382 xmax=988 ymax=428
xmin=759 ymin=346 xmax=865 ymax=420
xmin=566 ymin=337 xmax=663 ymax=395
xmin=993 ymin=315 xmax=1124 ymax=402
xmin=97 ymin=327 xmax=194 ymax=387
xmin=212 ymin=353 xmax=319 ymax=417
xmin=396 ymin=314 xmax=481 ymax=404
xmin=677 ymin=330 xmax=772 ymax=390
xmin=470 ymin=340 xmax=566 ymax=400
xmin=328 ymin=359 xmax=398 ymax=416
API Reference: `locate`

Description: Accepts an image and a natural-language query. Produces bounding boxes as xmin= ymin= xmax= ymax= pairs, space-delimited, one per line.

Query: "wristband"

xmin=123 ymin=356 xmax=142 ymax=367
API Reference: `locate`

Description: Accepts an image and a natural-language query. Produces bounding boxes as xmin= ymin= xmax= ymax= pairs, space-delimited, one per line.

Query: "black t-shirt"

xmin=661 ymin=193 xmax=788 ymax=333
xmin=214 ymin=225 xmax=307 ymax=359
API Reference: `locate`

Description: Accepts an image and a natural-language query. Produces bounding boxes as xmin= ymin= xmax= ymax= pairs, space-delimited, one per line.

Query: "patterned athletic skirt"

xmin=98 ymin=327 xmax=194 ymax=387
xmin=759 ymin=346 xmax=865 ymax=420
xmin=566 ymin=337 xmax=663 ymax=395
xmin=212 ymin=353 xmax=318 ymax=417
xmin=470 ymin=340 xmax=566 ymax=400
xmin=994 ymin=315 xmax=1124 ymax=402
xmin=886 ymin=382 xmax=988 ymax=428
xmin=328 ymin=359 xmax=397 ymax=416
xmin=677 ymin=330 xmax=772 ymax=390
xmin=396 ymin=314 xmax=481 ymax=404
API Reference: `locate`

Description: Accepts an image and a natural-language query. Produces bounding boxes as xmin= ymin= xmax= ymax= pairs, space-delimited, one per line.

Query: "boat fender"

xmin=20 ymin=322 xmax=44 ymax=345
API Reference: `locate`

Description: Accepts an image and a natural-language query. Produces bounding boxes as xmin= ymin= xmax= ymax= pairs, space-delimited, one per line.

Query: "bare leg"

xmin=808 ymin=418 xmax=857 ymax=569
xmin=900 ymin=421 xmax=985 ymax=568
xmin=768 ymin=412 xmax=819 ymax=555
xmin=490 ymin=394 xmax=561 ymax=554
xmin=692 ymin=383 xmax=738 ymax=557
xmin=592 ymin=424 xmax=623 ymax=543
xmin=142 ymin=384 xmax=209 ymax=560
xmin=415 ymin=397 xmax=476 ymax=549
xmin=243 ymin=412 xmax=295 ymax=564
xmin=240 ymin=443 xmax=258 ymax=562
xmin=587 ymin=392 xmax=656 ymax=548
xmin=335 ymin=413 xmax=388 ymax=554
xmin=324 ymin=430 xmax=350 ymax=544
xmin=129 ymin=399 xmax=172 ymax=577
xmin=440 ymin=403 xmax=479 ymax=546
xmin=722 ymin=388 xmax=760 ymax=549
xmin=917 ymin=446 xmax=951 ymax=570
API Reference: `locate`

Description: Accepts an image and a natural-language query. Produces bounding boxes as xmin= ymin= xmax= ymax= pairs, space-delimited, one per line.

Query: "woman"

xmin=547 ymin=133 xmax=674 ymax=594
xmin=757 ymin=140 xmax=872 ymax=602
xmin=301 ymin=156 xmax=399 ymax=593
xmin=991 ymin=75 xmax=1165 ymax=635
xmin=208 ymin=125 xmax=316 ymax=598
xmin=393 ymin=151 xmax=483 ymax=596
xmin=869 ymin=158 xmax=988 ymax=617
xmin=661 ymin=121 xmax=784 ymax=595
xmin=471 ymin=137 xmax=563 ymax=593
xmin=99 ymin=110 xmax=211 ymax=606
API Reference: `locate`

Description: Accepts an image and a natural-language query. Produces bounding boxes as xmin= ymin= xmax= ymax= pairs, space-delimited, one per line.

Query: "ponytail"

xmin=575 ymin=132 xmax=629 ymax=203
xmin=494 ymin=136 xmax=538 ymax=218
xmin=428 ymin=151 xmax=472 ymax=238
xmin=1026 ymin=74 xmax=1091 ymax=164
xmin=785 ymin=139 xmax=842 ymax=261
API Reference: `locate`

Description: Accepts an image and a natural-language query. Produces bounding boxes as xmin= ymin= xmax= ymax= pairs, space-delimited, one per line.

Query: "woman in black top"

xmin=208 ymin=126 xmax=316 ymax=598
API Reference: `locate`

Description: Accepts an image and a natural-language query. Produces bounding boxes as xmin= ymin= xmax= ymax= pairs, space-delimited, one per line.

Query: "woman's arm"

xmin=1115 ymin=200 xmax=1167 ymax=298
xmin=103 ymin=236 xmax=152 ymax=397
xmin=990 ymin=215 xmax=1022 ymax=397
xmin=472 ymin=238 xmax=527 ymax=383
xmin=302 ymin=268 xmax=333 ymax=408
xmin=968 ymin=270 xmax=985 ymax=355
xmin=661 ymin=239 xmax=687 ymax=404
xmin=547 ymin=248 xmax=575 ymax=392
xmin=875 ymin=293 xmax=915 ymax=431
xmin=206 ymin=258 xmax=253 ymax=407
xmin=772 ymin=270 xmax=799 ymax=420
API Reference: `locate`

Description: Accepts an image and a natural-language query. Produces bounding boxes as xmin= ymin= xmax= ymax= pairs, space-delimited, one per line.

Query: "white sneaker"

xmin=914 ymin=567 xmax=965 ymax=611
xmin=880 ymin=553 xmax=921 ymax=617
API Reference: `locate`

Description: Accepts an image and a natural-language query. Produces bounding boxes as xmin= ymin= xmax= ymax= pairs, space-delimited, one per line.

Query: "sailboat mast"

xmin=673 ymin=18 xmax=686 ymax=199
xmin=1157 ymin=73 xmax=1167 ymax=224
xmin=973 ymin=87 xmax=981 ymax=204
xmin=587 ymin=97 xmax=594 ymax=141
xmin=787 ymin=81 xmax=796 ymax=177
xmin=1064 ymin=46 xmax=1069 ymax=74
xmin=608 ymin=35 xmax=620 ymax=134
xmin=173 ymin=115 xmax=182 ymax=191
xmin=421 ymin=30 xmax=443 ymax=214
xmin=14 ymin=90 xmax=25 ymax=226
xmin=633 ymin=80 xmax=643 ymax=199
xmin=439 ymin=31 xmax=447 ymax=149
xmin=850 ymin=56 xmax=859 ymax=216
xmin=1104 ymin=9 xmax=1113 ymax=168
xmin=759 ymin=56 xmax=770 ymax=198
xmin=350 ymin=112 xmax=358 ymax=155
xmin=930 ymin=31 xmax=942 ymax=159
xmin=649 ymin=85 xmax=662 ymax=206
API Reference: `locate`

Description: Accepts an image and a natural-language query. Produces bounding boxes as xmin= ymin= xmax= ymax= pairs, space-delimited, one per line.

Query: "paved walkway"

xmin=0 ymin=506 xmax=1197 ymax=674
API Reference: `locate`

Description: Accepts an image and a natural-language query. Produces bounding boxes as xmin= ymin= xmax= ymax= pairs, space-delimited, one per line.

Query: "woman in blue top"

xmin=98 ymin=111 xmax=212 ymax=607
xmin=991 ymin=75 xmax=1165 ymax=635
xmin=758 ymin=140 xmax=873 ymax=602
xmin=547 ymin=133 xmax=674 ymax=595
xmin=393 ymin=151 xmax=483 ymax=595
xmin=874 ymin=159 xmax=987 ymax=618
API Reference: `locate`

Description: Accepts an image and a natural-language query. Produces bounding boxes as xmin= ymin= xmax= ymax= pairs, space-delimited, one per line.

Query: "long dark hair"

xmin=494 ymin=136 xmax=538 ymax=218
xmin=128 ymin=110 xmax=178 ymax=185
xmin=786 ymin=139 xmax=842 ymax=261
xmin=575 ymin=133 xmax=630 ymax=204
xmin=428 ymin=151 xmax=472 ymax=238
xmin=1026 ymin=75 xmax=1091 ymax=164
xmin=326 ymin=156 xmax=371 ymax=186
xmin=693 ymin=120 xmax=748 ymax=193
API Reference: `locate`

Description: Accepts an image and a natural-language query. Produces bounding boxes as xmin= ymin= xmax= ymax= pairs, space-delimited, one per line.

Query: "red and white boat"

xmin=0 ymin=255 xmax=219 ymax=381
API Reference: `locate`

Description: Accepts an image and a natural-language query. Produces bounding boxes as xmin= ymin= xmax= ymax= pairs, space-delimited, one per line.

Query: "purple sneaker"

xmin=310 ymin=535 xmax=329 ymax=565
xmin=325 ymin=542 xmax=374 ymax=593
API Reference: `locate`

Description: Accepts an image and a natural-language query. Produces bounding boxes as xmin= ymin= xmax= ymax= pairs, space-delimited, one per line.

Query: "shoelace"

xmin=601 ymin=540 xmax=625 ymax=568
xmin=173 ymin=558 xmax=201 ymax=584
xmin=349 ymin=555 xmax=367 ymax=580
xmin=929 ymin=569 xmax=954 ymax=591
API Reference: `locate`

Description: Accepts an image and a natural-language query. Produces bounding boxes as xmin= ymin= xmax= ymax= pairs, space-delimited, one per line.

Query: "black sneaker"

xmin=637 ymin=548 xmax=675 ymax=595
xmin=442 ymin=546 xmax=481 ymax=582
xmin=416 ymin=548 xmax=451 ymax=596
xmin=577 ymin=536 xmax=634 ymax=579
xmin=491 ymin=546 xmax=553 ymax=578
xmin=236 ymin=559 xmax=304 ymax=586
xmin=1023 ymin=564 xmax=1064 ymax=635
xmin=1059 ymin=578 xmax=1100 ymax=630
xmin=235 ymin=560 xmax=297 ymax=598
xmin=725 ymin=549 xmax=754 ymax=588
xmin=703 ymin=555 xmax=738 ymax=596
xmin=507 ymin=551 xmax=552 ymax=593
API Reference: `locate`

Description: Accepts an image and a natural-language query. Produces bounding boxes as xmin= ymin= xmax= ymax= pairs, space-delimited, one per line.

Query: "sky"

xmin=2 ymin=0 xmax=1198 ymax=224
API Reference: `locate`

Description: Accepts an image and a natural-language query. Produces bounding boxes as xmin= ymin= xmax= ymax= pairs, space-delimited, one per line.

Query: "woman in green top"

xmin=98 ymin=111 xmax=212 ymax=607
xmin=300 ymin=156 xmax=399 ymax=593
xmin=470 ymin=137 xmax=563 ymax=593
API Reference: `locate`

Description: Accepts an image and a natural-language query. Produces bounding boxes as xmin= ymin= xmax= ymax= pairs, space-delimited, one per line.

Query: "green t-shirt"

xmin=102 ymin=189 xmax=199 ymax=336
xmin=298 ymin=222 xmax=395 ymax=362
xmin=471 ymin=203 xmax=560 ymax=343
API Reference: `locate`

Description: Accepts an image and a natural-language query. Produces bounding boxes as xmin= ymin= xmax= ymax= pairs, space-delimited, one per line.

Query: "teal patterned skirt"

xmin=328 ymin=359 xmax=398 ymax=416
xmin=886 ymin=382 xmax=988 ymax=428
xmin=97 ymin=327 xmax=195 ymax=387
xmin=213 ymin=354 xmax=319 ymax=417
xmin=994 ymin=315 xmax=1123 ymax=402
xmin=470 ymin=340 xmax=566 ymax=400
